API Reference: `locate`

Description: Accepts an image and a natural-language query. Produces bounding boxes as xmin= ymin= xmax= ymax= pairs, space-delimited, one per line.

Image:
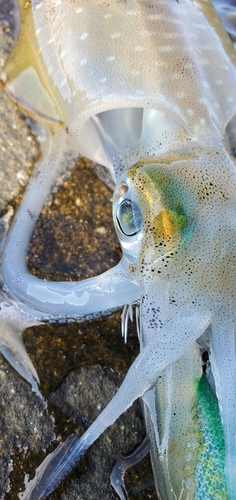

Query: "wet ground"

xmin=0 ymin=1 xmax=157 ymax=499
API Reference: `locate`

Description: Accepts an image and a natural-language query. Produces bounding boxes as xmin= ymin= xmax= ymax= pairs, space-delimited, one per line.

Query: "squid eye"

xmin=116 ymin=199 xmax=142 ymax=236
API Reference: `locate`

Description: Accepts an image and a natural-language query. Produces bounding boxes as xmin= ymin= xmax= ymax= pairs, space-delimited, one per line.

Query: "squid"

xmin=1 ymin=0 xmax=236 ymax=498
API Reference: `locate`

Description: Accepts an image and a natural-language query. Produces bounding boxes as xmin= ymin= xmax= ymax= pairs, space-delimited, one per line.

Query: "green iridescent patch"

xmin=143 ymin=166 xmax=194 ymax=248
xmin=195 ymin=375 xmax=228 ymax=499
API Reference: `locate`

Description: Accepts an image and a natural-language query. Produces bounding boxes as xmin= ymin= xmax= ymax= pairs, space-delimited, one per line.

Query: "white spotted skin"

xmin=32 ymin=0 xmax=236 ymax=136
xmin=1 ymin=1 xmax=236 ymax=499
xmin=2 ymin=0 xmax=236 ymax=177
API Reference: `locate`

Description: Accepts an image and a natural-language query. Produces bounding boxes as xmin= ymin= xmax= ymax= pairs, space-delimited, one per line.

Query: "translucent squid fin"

xmin=19 ymin=309 xmax=211 ymax=499
xmin=141 ymin=344 xmax=202 ymax=500
xmin=0 ymin=304 xmax=40 ymax=396
xmin=209 ymin=313 xmax=236 ymax=499
xmin=0 ymin=210 xmax=40 ymax=393
xmin=0 ymin=0 xmax=65 ymax=126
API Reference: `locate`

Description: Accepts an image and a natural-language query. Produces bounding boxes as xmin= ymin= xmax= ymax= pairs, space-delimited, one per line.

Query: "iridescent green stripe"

xmin=195 ymin=375 xmax=228 ymax=499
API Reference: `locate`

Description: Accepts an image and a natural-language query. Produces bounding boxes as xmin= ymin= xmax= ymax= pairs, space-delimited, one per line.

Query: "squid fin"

xmin=209 ymin=313 xmax=236 ymax=498
xmin=0 ymin=0 xmax=65 ymax=126
xmin=0 ymin=211 xmax=40 ymax=395
xmin=0 ymin=303 xmax=40 ymax=396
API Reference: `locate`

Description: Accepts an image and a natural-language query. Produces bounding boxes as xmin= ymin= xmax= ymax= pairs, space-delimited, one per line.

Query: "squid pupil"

xmin=116 ymin=199 xmax=142 ymax=236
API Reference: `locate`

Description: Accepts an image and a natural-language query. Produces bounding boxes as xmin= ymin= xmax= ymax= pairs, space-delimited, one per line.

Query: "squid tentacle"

xmin=19 ymin=308 xmax=211 ymax=499
xmin=2 ymin=129 xmax=140 ymax=320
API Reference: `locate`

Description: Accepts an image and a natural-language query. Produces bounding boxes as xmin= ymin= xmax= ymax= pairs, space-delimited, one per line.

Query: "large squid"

xmin=1 ymin=0 xmax=236 ymax=498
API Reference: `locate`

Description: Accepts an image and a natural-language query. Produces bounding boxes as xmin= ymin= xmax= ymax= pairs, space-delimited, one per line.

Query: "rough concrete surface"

xmin=0 ymin=1 xmax=156 ymax=499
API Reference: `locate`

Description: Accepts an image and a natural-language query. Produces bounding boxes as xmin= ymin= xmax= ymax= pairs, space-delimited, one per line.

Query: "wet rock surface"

xmin=0 ymin=357 xmax=54 ymax=498
xmin=0 ymin=1 xmax=157 ymax=499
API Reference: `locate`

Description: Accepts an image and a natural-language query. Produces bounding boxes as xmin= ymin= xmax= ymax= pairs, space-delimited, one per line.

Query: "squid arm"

xmin=1 ymin=128 xmax=140 ymax=320
xmin=19 ymin=307 xmax=211 ymax=499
